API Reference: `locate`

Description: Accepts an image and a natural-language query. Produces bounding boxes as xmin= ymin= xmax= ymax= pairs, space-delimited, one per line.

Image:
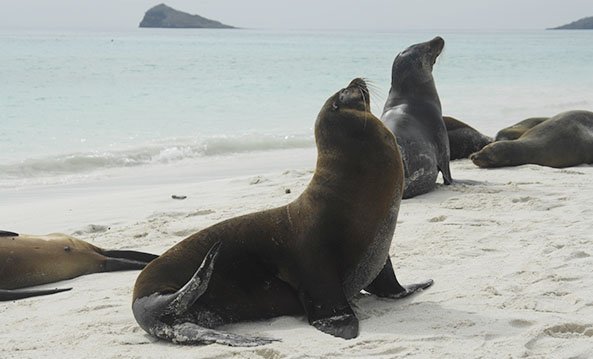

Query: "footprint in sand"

xmin=72 ymin=224 xmax=110 ymax=235
xmin=509 ymin=319 xmax=535 ymax=328
xmin=543 ymin=323 xmax=593 ymax=338
xmin=565 ymin=251 xmax=591 ymax=261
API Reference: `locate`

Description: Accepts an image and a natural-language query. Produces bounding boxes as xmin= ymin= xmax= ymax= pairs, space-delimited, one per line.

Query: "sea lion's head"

xmin=315 ymin=78 xmax=373 ymax=143
xmin=329 ymin=77 xmax=370 ymax=113
xmin=391 ymin=36 xmax=444 ymax=87
xmin=470 ymin=141 xmax=514 ymax=168
xmin=315 ymin=78 xmax=397 ymax=158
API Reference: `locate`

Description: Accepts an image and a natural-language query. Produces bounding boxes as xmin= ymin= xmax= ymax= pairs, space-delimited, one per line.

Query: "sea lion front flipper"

xmin=0 ymin=230 xmax=19 ymax=237
xmin=99 ymin=249 xmax=159 ymax=271
xmin=299 ymin=289 xmax=358 ymax=339
xmin=0 ymin=287 xmax=72 ymax=301
xmin=365 ymin=257 xmax=433 ymax=299
xmin=101 ymin=249 xmax=159 ymax=264
xmin=438 ymin=162 xmax=453 ymax=185
xmin=298 ymin=263 xmax=359 ymax=339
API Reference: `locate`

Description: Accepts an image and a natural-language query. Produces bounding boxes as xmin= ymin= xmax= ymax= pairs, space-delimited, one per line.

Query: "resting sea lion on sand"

xmin=471 ymin=110 xmax=593 ymax=168
xmin=132 ymin=78 xmax=433 ymax=347
xmin=381 ymin=37 xmax=452 ymax=198
xmin=443 ymin=116 xmax=492 ymax=160
xmin=0 ymin=230 xmax=158 ymax=301
xmin=494 ymin=117 xmax=549 ymax=141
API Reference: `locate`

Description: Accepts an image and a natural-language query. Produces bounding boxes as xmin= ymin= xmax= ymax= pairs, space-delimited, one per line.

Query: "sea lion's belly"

xmin=343 ymin=201 xmax=398 ymax=298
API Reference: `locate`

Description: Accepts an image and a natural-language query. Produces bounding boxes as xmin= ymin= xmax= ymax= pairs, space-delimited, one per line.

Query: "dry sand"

xmin=2 ymin=150 xmax=593 ymax=358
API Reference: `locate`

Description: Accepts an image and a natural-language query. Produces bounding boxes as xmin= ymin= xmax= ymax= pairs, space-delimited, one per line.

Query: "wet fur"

xmin=381 ymin=37 xmax=452 ymax=198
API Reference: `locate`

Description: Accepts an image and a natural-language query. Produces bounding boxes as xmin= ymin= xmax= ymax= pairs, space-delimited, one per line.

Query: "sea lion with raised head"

xmin=132 ymin=78 xmax=433 ymax=347
xmin=381 ymin=37 xmax=452 ymax=198
xmin=471 ymin=110 xmax=593 ymax=168
xmin=494 ymin=117 xmax=549 ymax=141
xmin=0 ymin=230 xmax=158 ymax=301
xmin=443 ymin=116 xmax=492 ymax=160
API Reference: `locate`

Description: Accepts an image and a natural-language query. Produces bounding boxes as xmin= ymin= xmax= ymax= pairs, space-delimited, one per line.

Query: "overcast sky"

xmin=1 ymin=0 xmax=591 ymax=31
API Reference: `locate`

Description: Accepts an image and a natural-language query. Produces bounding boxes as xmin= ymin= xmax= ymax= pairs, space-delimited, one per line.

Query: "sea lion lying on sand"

xmin=494 ymin=117 xmax=548 ymax=141
xmin=443 ymin=116 xmax=492 ymax=160
xmin=471 ymin=110 xmax=593 ymax=168
xmin=0 ymin=230 xmax=158 ymax=301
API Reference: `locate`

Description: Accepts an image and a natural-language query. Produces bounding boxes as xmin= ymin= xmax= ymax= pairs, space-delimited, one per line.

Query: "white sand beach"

xmin=2 ymin=149 xmax=593 ymax=358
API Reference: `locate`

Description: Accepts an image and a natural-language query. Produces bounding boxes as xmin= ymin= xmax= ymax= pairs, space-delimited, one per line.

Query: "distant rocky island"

xmin=550 ymin=16 xmax=593 ymax=29
xmin=139 ymin=4 xmax=235 ymax=29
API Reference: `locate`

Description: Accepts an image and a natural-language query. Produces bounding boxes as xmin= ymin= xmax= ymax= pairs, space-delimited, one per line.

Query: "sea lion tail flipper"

xmin=365 ymin=257 xmax=433 ymax=299
xmin=101 ymin=249 xmax=159 ymax=263
xmin=132 ymin=241 xmax=277 ymax=347
xmin=0 ymin=287 xmax=72 ymax=301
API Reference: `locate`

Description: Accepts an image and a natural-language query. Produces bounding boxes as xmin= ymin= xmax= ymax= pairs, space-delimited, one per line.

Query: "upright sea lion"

xmin=132 ymin=78 xmax=433 ymax=347
xmin=381 ymin=37 xmax=452 ymax=198
xmin=494 ymin=117 xmax=549 ymax=141
xmin=443 ymin=116 xmax=492 ymax=160
xmin=471 ymin=110 xmax=593 ymax=168
xmin=0 ymin=230 xmax=158 ymax=301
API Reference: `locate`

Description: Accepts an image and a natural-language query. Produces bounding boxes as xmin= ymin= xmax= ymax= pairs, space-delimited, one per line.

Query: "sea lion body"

xmin=471 ymin=110 xmax=593 ymax=168
xmin=443 ymin=116 xmax=492 ymax=160
xmin=381 ymin=37 xmax=452 ymax=198
xmin=0 ymin=231 xmax=157 ymax=301
xmin=132 ymin=79 xmax=433 ymax=346
xmin=494 ymin=117 xmax=549 ymax=141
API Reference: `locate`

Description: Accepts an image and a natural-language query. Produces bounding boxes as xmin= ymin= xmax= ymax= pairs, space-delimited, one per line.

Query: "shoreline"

xmin=2 ymin=157 xmax=593 ymax=357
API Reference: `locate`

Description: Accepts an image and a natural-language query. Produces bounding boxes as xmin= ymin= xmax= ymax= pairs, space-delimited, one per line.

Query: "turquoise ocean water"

xmin=1 ymin=29 xmax=592 ymax=186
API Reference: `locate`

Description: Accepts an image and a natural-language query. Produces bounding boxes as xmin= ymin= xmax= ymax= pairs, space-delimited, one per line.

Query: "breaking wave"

xmin=0 ymin=133 xmax=314 ymax=179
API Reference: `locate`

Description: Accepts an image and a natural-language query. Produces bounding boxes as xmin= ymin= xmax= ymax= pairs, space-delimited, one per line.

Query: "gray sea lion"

xmin=0 ymin=230 xmax=158 ymax=301
xmin=132 ymin=78 xmax=433 ymax=347
xmin=471 ymin=110 xmax=593 ymax=168
xmin=381 ymin=36 xmax=452 ymax=198
xmin=443 ymin=116 xmax=492 ymax=160
xmin=494 ymin=117 xmax=549 ymax=141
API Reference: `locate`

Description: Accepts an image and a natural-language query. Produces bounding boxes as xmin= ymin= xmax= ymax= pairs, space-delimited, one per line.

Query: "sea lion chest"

xmin=342 ymin=196 xmax=399 ymax=299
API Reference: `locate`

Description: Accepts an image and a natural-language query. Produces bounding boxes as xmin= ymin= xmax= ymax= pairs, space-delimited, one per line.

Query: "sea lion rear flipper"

xmin=0 ymin=287 xmax=71 ymax=301
xmin=365 ymin=257 xmax=433 ymax=299
xmin=132 ymin=241 xmax=276 ymax=346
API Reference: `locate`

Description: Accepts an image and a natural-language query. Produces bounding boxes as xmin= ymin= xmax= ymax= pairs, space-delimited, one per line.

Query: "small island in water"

xmin=139 ymin=3 xmax=235 ymax=29
xmin=550 ymin=16 xmax=593 ymax=29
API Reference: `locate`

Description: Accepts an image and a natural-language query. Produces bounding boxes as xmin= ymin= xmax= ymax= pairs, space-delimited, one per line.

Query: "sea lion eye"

xmin=332 ymin=101 xmax=339 ymax=110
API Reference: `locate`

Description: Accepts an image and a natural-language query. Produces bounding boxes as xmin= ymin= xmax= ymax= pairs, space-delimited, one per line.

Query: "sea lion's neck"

xmin=384 ymin=79 xmax=440 ymax=110
xmin=495 ymin=140 xmax=535 ymax=167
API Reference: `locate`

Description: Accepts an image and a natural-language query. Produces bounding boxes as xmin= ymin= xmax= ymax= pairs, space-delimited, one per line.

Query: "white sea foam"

xmin=0 ymin=134 xmax=314 ymax=181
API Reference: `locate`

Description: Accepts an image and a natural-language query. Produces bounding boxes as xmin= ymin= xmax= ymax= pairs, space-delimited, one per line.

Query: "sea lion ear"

xmin=332 ymin=101 xmax=339 ymax=111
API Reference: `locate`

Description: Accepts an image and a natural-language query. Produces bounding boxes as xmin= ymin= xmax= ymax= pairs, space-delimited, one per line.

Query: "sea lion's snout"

xmin=347 ymin=78 xmax=368 ymax=91
xmin=430 ymin=36 xmax=445 ymax=57
xmin=470 ymin=149 xmax=490 ymax=167
xmin=336 ymin=78 xmax=370 ymax=109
